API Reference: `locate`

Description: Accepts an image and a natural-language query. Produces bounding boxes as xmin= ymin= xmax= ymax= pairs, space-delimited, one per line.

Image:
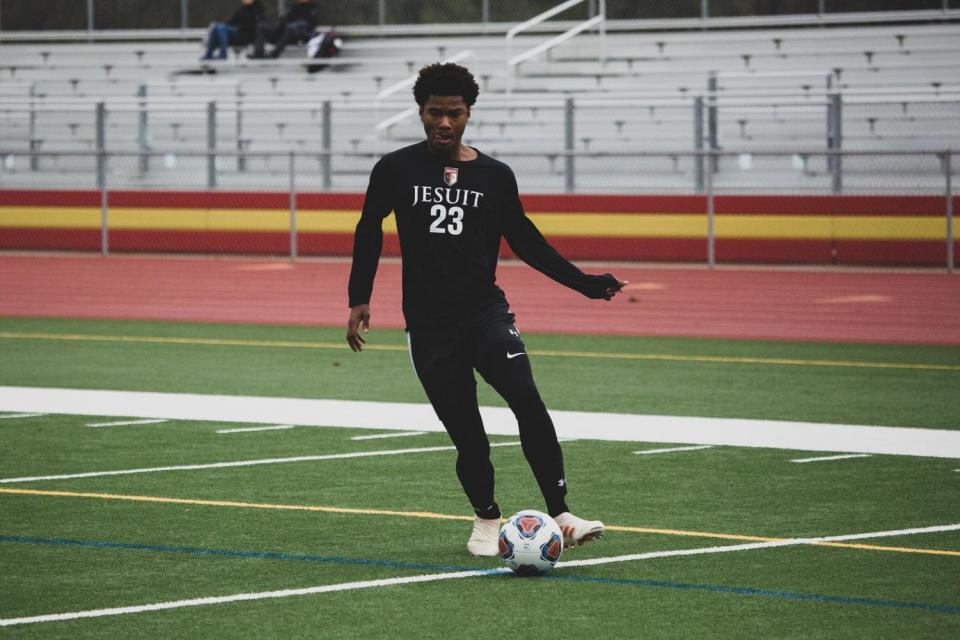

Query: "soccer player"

xmin=347 ymin=63 xmax=626 ymax=556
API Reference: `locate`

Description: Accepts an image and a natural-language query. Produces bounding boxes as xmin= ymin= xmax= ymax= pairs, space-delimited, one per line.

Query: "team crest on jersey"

xmin=443 ymin=166 xmax=458 ymax=186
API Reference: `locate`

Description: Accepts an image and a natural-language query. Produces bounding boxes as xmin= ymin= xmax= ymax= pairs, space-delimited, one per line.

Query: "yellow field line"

xmin=604 ymin=524 xmax=772 ymax=542
xmin=604 ymin=524 xmax=960 ymax=557
xmin=2 ymin=488 xmax=958 ymax=558
xmin=529 ymin=349 xmax=960 ymax=372
xmin=813 ymin=541 xmax=960 ymax=557
xmin=1 ymin=331 xmax=958 ymax=372
xmin=0 ymin=487 xmax=472 ymax=522
xmin=0 ymin=331 xmax=360 ymax=351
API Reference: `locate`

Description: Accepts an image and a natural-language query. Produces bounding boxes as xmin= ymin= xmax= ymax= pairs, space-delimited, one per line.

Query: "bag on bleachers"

xmin=306 ymin=31 xmax=343 ymax=73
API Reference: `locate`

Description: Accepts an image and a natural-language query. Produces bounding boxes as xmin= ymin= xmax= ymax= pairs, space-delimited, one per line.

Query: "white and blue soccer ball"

xmin=498 ymin=510 xmax=563 ymax=576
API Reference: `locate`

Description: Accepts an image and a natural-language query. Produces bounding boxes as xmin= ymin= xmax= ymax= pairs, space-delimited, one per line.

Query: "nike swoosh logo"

xmin=506 ymin=352 xmax=526 ymax=359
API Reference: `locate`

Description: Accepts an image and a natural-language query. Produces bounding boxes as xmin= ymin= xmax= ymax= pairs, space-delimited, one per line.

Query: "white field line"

xmin=0 ymin=441 xmax=522 ymax=484
xmin=217 ymin=425 xmax=296 ymax=434
xmin=633 ymin=445 xmax=715 ymax=456
xmin=0 ymin=568 xmax=508 ymax=628
xmin=2 ymin=386 xmax=960 ymax=458
xmin=557 ymin=522 xmax=960 ymax=569
xmin=85 ymin=419 xmax=169 ymax=428
xmin=791 ymin=453 xmax=874 ymax=464
xmin=351 ymin=431 xmax=428 ymax=441
xmin=0 ymin=413 xmax=47 ymax=420
xmin=2 ymin=521 xmax=957 ymax=628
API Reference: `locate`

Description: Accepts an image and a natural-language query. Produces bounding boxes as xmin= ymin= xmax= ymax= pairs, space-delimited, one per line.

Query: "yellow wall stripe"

xmin=0 ymin=207 xmax=399 ymax=234
xmin=0 ymin=206 xmax=947 ymax=240
xmin=716 ymin=215 xmax=945 ymax=240
xmin=2 ymin=488 xmax=957 ymax=558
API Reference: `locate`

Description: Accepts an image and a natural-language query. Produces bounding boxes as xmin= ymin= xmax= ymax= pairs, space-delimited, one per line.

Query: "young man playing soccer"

xmin=346 ymin=63 xmax=626 ymax=556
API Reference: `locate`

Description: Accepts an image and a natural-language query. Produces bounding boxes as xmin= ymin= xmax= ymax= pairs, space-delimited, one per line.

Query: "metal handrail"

xmin=375 ymin=50 xmax=475 ymax=102
xmin=506 ymin=0 xmax=591 ymax=41
xmin=2 ymin=147 xmax=954 ymax=159
xmin=505 ymin=0 xmax=605 ymax=94
xmin=4 ymin=88 xmax=958 ymax=111
xmin=509 ymin=15 xmax=604 ymax=70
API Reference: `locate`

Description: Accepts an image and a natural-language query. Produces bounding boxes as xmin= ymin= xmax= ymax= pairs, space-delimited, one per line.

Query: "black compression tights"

xmin=421 ymin=340 xmax=569 ymax=518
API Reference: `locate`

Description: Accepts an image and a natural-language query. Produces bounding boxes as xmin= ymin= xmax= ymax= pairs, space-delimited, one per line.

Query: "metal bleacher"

xmin=0 ymin=16 xmax=958 ymax=194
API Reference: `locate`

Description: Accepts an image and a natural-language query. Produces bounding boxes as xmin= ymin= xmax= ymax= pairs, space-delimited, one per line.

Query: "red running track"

xmin=1 ymin=254 xmax=958 ymax=345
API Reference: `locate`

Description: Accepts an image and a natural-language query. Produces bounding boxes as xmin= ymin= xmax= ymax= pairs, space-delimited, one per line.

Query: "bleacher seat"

xmin=0 ymin=20 xmax=957 ymax=193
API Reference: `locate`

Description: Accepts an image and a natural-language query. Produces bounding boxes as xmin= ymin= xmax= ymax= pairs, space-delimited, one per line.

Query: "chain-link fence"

xmin=0 ymin=149 xmax=955 ymax=270
xmin=1 ymin=0 xmax=956 ymax=31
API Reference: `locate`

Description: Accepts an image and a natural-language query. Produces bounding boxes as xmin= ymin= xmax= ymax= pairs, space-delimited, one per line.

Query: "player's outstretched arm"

xmin=499 ymin=166 xmax=627 ymax=301
xmin=346 ymin=304 xmax=371 ymax=352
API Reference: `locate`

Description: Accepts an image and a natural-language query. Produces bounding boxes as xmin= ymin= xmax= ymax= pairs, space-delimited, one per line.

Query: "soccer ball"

xmin=498 ymin=510 xmax=563 ymax=576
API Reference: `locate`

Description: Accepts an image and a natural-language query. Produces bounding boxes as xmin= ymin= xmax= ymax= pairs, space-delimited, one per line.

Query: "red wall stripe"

xmin=519 ymin=194 xmax=707 ymax=213
xmin=0 ymin=190 xmax=366 ymax=210
xmin=2 ymin=189 xmax=955 ymax=217
xmin=713 ymin=195 xmax=952 ymax=216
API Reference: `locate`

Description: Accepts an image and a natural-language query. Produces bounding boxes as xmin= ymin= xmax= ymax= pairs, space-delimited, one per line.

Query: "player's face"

xmin=420 ymin=95 xmax=470 ymax=156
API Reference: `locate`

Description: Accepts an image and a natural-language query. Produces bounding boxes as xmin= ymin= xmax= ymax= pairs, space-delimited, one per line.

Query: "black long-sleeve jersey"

xmin=348 ymin=140 xmax=615 ymax=329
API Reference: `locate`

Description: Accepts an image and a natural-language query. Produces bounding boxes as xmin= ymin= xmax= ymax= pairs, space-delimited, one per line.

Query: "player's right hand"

xmin=346 ymin=304 xmax=371 ymax=352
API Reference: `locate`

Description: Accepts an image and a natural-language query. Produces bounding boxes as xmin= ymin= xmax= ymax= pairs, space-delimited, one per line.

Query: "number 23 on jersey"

xmin=429 ymin=204 xmax=464 ymax=235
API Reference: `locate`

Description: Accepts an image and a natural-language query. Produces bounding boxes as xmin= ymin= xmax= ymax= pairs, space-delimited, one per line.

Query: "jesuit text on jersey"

xmin=412 ymin=186 xmax=485 ymax=208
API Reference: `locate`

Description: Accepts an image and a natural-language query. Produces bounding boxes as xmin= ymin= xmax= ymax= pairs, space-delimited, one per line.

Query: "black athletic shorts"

xmin=406 ymin=303 xmax=525 ymax=405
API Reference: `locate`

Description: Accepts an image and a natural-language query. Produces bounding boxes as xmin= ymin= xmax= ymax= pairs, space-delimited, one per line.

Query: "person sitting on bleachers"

xmin=201 ymin=0 xmax=265 ymax=61
xmin=248 ymin=0 xmax=319 ymax=59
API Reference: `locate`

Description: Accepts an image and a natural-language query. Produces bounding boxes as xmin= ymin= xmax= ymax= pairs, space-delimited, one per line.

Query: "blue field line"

xmin=545 ymin=574 xmax=960 ymax=614
xmin=3 ymin=534 xmax=958 ymax=614
xmin=0 ymin=534 xmax=471 ymax=573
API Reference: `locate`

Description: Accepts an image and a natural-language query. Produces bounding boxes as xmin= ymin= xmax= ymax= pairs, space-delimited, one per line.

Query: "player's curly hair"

xmin=413 ymin=63 xmax=480 ymax=107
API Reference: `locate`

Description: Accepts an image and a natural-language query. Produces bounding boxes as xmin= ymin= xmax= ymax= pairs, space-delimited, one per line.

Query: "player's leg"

xmin=270 ymin=19 xmax=308 ymax=57
xmin=268 ymin=25 xmax=295 ymax=57
xmin=250 ymin=23 xmax=281 ymax=58
xmin=473 ymin=321 xmax=568 ymax=516
xmin=250 ymin=23 xmax=266 ymax=57
xmin=407 ymin=330 xmax=501 ymax=555
xmin=201 ymin=23 xmax=220 ymax=60
xmin=220 ymin=24 xmax=241 ymax=59
xmin=474 ymin=320 xmax=604 ymax=548
xmin=216 ymin=24 xmax=238 ymax=59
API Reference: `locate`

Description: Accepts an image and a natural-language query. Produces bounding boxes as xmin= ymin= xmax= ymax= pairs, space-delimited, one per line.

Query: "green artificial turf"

xmin=1 ymin=316 xmax=958 ymax=428
xmin=1 ymin=317 xmax=958 ymax=638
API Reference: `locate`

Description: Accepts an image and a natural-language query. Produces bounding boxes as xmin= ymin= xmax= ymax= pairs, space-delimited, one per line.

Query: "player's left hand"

xmin=585 ymin=273 xmax=628 ymax=300
xmin=604 ymin=276 xmax=628 ymax=300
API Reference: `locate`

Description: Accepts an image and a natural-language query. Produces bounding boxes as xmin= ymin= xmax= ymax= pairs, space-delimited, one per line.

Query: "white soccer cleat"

xmin=554 ymin=512 xmax=604 ymax=549
xmin=466 ymin=516 xmax=501 ymax=557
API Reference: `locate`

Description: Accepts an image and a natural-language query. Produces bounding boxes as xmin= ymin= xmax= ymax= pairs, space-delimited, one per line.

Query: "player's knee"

xmin=499 ymin=377 xmax=544 ymax=411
